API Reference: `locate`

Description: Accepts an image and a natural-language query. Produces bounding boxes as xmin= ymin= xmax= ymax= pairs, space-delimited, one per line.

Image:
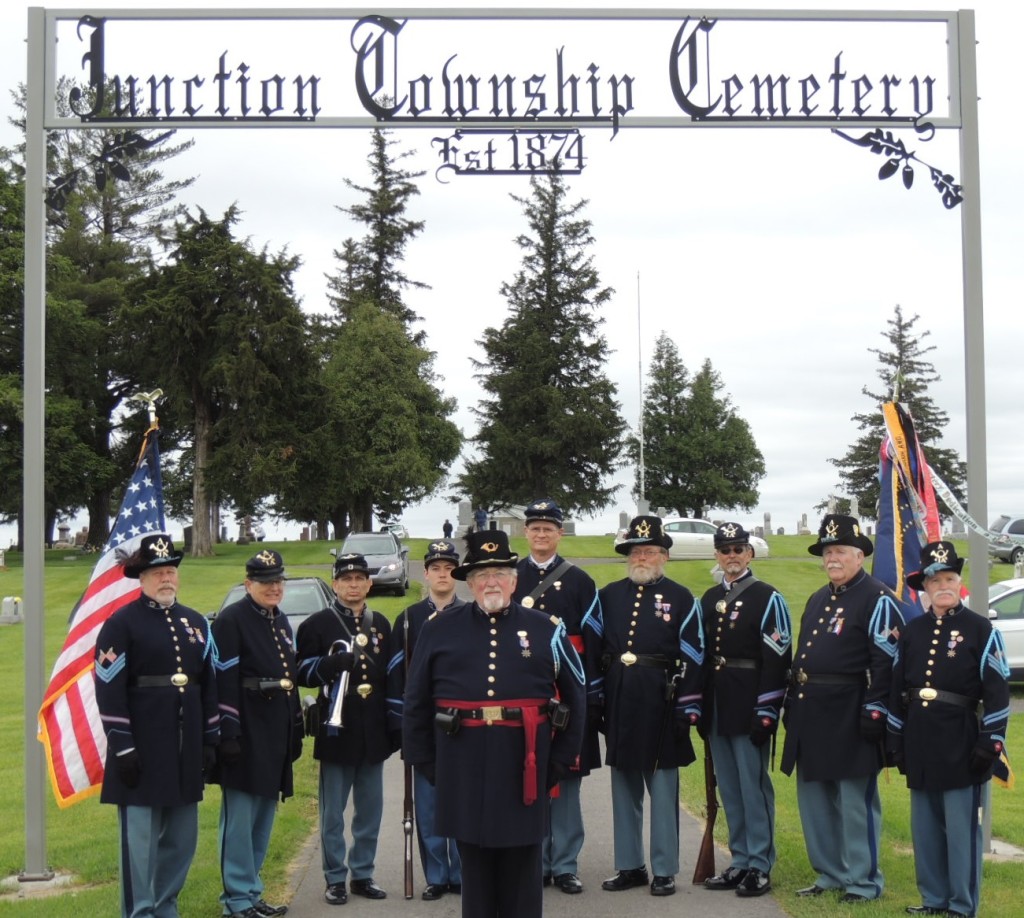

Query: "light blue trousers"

xmin=118 ymin=803 xmax=198 ymax=918
xmin=609 ymin=767 xmax=679 ymax=878
xmin=414 ymin=767 xmax=461 ymax=886
xmin=319 ymin=759 xmax=384 ymax=885
xmin=544 ymin=775 xmax=585 ymax=877
xmin=218 ymin=787 xmax=277 ymax=914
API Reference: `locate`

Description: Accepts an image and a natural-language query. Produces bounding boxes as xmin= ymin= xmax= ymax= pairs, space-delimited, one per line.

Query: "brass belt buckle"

xmin=918 ymin=687 xmax=938 ymax=701
xmin=171 ymin=673 xmax=189 ymax=687
xmin=620 ymin=652 xmax=637 ymax=666
xmin=280 ymin=678 xmax=294 ymax=691
xmin=481 ymin=705 xmax=503 ymax=725
xmin=356 ymin=684 xmax=373 ymax=699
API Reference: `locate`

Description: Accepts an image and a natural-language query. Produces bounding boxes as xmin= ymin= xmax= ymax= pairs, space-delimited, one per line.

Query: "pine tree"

xmin=458 ymin=168 xmax=627 ymax=515
xmin=829 ymin=304 xmax=967 ymax=517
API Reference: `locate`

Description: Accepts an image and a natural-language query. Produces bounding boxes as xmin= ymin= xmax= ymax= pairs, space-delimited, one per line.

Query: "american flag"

xmin=37 ymin=428 xmax=167 ymax=807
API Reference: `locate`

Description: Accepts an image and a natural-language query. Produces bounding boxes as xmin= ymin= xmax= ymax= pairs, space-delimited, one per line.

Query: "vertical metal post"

xmin=636 ymin=271 xmax=646 ymax=514
xmin=21 ymin=6 xmax=53 ymax=882
xmin=954 ymin=10 xmax=993 ymax=854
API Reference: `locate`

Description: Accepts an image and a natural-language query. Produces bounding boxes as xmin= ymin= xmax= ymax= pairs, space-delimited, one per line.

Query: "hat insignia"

xmin=535 ymin=500 xmax=550 ymax=509
xmin=931 ymin=544 xmax=950 ymax=564
xmin=256 ymin=550 xmax=275 ymax=566
xmin=152 ymin=537 xmax=170 ymax=558
xmin=482 ymin=542 xmax=499 ymax=553
xmin=853 ymin=524 xmax=860 ymax=536
xmin=824 ymin=520 xmax=839 ymax=540
xmin=429 ymin=541 xmax=446 ymax=552
xmin=636 ymin=520 xmax=651 ymax=538
xmin=722 ymin=524 xmax=738 ymax=538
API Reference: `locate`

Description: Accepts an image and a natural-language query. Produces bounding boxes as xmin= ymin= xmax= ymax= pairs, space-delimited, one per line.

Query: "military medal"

xmin=518 ymin=630 xmax=531 ymax=657
xmin=554 ymin=581 xmax=562 ymax=591
xmin=522 ymin=596 xmax=535 ymax=608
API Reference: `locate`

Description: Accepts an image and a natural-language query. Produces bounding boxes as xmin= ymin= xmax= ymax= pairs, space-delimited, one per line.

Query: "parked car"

xmin=987 ymin=579 xmax=1024 ymax=680
xmin=213 ymin=576 xmax=334 ymax=632
xmin=987 ymin=514 xmax=1024 ymax=565
xmin=380 ymin=521 xmax=409 ymax=540
xmin=334 ymin=530 xmax=411 ymax=596
xmin=613 ymin=517 xmax=770 ymax=560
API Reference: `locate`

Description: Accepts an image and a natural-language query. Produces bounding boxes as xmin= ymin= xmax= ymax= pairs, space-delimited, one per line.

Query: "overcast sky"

xmin=2 ymin=1 xmax=1021 ymax=543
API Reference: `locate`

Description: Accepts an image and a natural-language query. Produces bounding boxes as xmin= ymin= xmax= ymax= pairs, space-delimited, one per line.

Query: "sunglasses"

xmin=717 ymin=544 xmax=749 ymax=555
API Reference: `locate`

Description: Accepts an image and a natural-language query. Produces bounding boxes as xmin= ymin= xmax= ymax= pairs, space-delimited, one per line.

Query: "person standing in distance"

xmin=442 ymin=519 xmax=454 ymax=539
xmin=700 ymin=523 xmax=792 ymax=898
xmin=403 ymin=530 xmax=586 ymax=918
xmin=513 ymin=497 xmax=603 ymax=895
xmin=781 ymin=514 xmax=905 ymax=903
xmin=210 ymin=549 xmax=303 ymax=918
xmin=93 ymin=534 xmax=220 ymax=918
xmin=296 ymin=553 xmax=395 ymax=906
xmin=599 ymin=515 xmax=704 ymax=898
xmin=386 ymin=540 xmax=465 ymax=901
xmin=889 ymin=541 xmax=1010 ymax=918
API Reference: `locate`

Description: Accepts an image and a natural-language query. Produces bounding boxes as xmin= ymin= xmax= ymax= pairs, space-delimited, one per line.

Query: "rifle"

xmin=402 ymin=612 xmax=415 ymax=900
xmin=692 ymin=737 xmax=718 ymax=884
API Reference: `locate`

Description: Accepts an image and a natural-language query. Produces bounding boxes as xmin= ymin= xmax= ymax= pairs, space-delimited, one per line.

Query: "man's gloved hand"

xmin=417 ymin=762 xmax=436 ymax=786
xmin=969 ymin=738 xmax=1003 ymax=776
xmin=859 ymin=709 xmax=886 ymax=744
xmin=291 ymin=732 xmax=303 ymax=762
xmin=586 ymin=705 xmax=604 ymax=733
xmin=202 ymin=744 xmax=217 ymax=776
xmin=117 ymin=749 xmax=141 ymax=789
xmin=749 ymin=715 xmax=776 ymax=748
xmin=219 ymin=737 xmax=242 ymax=767
xmin=320 ymin=651 xmax=354 ymax=682
xmin=546 ymin=759 xmax=569 ymax=790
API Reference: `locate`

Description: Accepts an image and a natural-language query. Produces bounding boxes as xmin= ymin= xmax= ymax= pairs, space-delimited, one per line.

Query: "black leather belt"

xmin=791 ymin=670 xmax=865 ymax=686
xmin=133 ymin=674 xmax=193 ymax=688
xmin=905 ymin=687 xmax=979 ymax=710
xmin=242 ymin=677 xmax=295 ymax=692
xmin=713 ymin=655 xmax=758 ymax=670
xmin=447 ymin=706 xmax=524 ymax=721
xmin=619 ymin=652 xmax=674 ymax=669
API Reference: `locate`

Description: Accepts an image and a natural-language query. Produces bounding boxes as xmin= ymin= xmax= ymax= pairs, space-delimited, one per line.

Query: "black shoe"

xmin=840 ymin=893 xmax=868 ymax=903
xmin=228 ymin=910 xmax=259 ymax=918
xmin=905 ymin=908 xmax=947 ymax=916
xmin=554 ymin=873 xmax=583 ymax=894
xmin=601 ymin=867 xmax=650 ymax=891
xmin=650 ymin=876 xmax=675 ymax=897
xmin=735 ymin=869 xmax=771 ymax=898
xmin=350 ymin=879 xmax=387 ymax=900
xmin=324 ymin=883 xmax=348 ymax=906
xmin=797 ymin=885 xmax=827 ymax=897
xmin=421 ymin=884 xmax=446 ymax=901
xmin=704 ymin=867 xmax=749 ymax=891
xmin=447 ymin=883 xmax=462 ymax=895
xmin=253 ymin=900 xmax=288 ymax=917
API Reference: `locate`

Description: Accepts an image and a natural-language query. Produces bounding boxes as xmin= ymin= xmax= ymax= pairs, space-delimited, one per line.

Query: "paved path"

xmin=283 ymin=754 xmax=788 ymax=917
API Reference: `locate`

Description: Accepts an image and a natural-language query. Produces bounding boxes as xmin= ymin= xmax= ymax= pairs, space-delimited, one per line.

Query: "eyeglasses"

xmin=629 ymin=548 xmax=664 ymax=559
xmin=717 ymin=545 xmax=749 ymax=555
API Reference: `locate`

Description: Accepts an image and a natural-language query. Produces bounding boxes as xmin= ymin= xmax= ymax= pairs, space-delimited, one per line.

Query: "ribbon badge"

xmin=518 ymin=630 xmax=531 ymax=657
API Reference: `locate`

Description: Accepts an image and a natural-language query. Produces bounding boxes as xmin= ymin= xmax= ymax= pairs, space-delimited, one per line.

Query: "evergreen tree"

xmin=829 ymin=305 xmax=967 ymax=517
xmin=457 ymin=168 xmax=627 ymax=515
xmin=630 ymin=345 xmax=765 ymax=518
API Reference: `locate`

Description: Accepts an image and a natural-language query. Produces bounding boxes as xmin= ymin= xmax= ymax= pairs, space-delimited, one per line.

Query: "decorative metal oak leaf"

xmin=833 ymin=124 xmax=963 ymax=210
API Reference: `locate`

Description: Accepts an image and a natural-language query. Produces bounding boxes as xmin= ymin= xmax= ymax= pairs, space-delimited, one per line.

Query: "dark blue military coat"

xmin=402 ymin=601 xmax=586 ymax=847
xmin=780 ymin=570 xmax=904 ymax=781
xmin=386 ymin=596 xmax=466 ymax=739
xmin=211 ymin=596 xmax=302 ymax=800
xmin=599 ymin=575 xmax=704 ymax=771
xmin=514 ymin=556 xmax=603 ymax=773
xmin=889 ymin=603 xmax=1010 ymax=791
xmin=296 ymin=600 xmax=394 ymax=767
xmin=94 ymin=597 xmax=220 ymax=806
xmin=700 ymin=573 xmax=792 ymax=736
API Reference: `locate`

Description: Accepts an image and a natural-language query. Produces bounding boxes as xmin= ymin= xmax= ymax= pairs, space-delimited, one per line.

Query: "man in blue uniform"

xmin=598 ymin=515 xmax=704 ymax=898
xmin=889 ymin=541 xmax=1010 ymax=918
xmin=403 ymin=530 xmax=586 ymax=918
xmin=700 ymin=523 xmax=792 ymax=898
xmin=211 ymin=550 xmax=303 ymax=917
xmin=94 ymin=534 xmax=220 ymax=918
xmin=296 ymin=553 xmax=395 ymax=906
xmin=512 ymin=497 xmax=603 ymax=894
xmin=781 ymin=513 xmax=905 ymax=903
xmin=386 ymin=539 xmax=465 ymax=901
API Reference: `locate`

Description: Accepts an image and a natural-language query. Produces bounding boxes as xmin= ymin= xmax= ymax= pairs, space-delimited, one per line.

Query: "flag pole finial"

xmin=129 ymin=389 xmax=163 ymax=428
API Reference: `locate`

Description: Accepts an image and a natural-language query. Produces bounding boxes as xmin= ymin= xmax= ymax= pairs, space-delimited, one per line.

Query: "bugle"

xmin=327 ymin=638 xmax=353 ymax=728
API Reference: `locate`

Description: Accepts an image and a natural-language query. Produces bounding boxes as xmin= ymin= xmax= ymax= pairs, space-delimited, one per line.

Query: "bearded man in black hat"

xmin=598 ymin=515 xmax=704 ymax=898
xmin=296 ymin=553 xmax=395 ymax=906
xmin=781 ymin=513 xmax=906 ymax=903
xmin=402 ymin=529 xmax=586 ymax=918
xmin=210 ymin=549 xmax=303 ymax=918
xmin=889 ymin=541 xmax=1010 ymax=918
xmin=700 ymin=523 xmax=792 ymax=898
xmin=93 ymin=534 xmax=220 ymax=918
xmin=513 ymin=498 xmax=603 ymax=895
xmin=386 ymin=539 xmax=466 ymax=901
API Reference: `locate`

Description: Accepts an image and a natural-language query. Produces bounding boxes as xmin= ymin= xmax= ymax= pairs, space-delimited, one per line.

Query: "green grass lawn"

xmin=0 ymin=535 xmax=1019 ymax=915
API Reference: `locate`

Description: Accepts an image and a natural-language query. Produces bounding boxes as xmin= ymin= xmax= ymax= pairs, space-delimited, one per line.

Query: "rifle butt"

xmin=691 ymin=825 xmax=716 ymax=884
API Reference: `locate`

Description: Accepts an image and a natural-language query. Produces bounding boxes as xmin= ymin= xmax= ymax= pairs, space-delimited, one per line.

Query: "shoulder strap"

xmin=528 ymin=559 xmax=574 ymax=604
